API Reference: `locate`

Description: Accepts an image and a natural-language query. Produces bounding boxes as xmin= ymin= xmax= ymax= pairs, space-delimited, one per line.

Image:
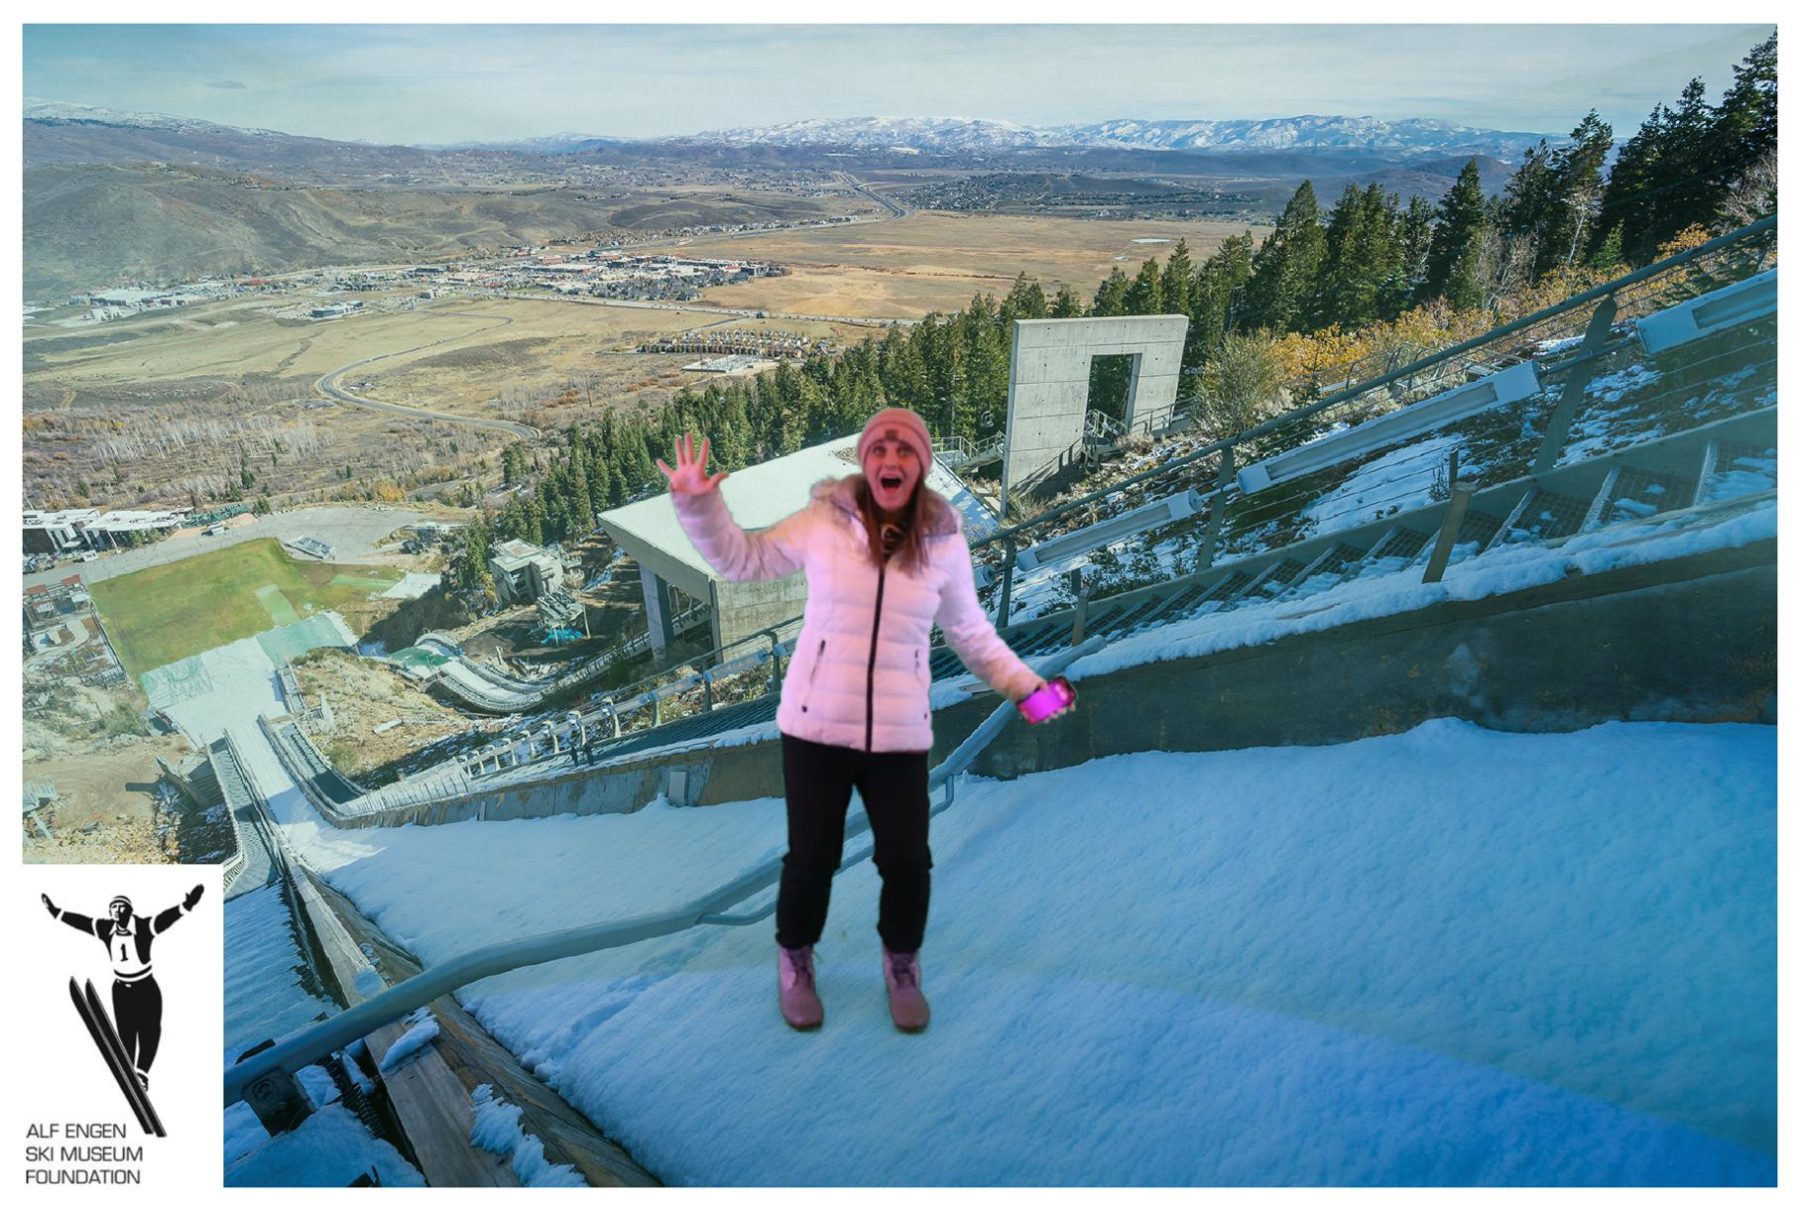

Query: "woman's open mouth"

xmin=879 ymin=473 xmax=904 ymax=491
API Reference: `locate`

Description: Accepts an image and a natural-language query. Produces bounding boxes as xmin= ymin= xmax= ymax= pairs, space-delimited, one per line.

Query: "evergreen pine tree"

xmin=1188 ymin=231 xmax=1256 ymax=381
xmin=1498 ymin=140 xmax=1560 ymax=277
xmin=1592 ymin=102 xmax=1664 ymax=265
xmin=1123 ymin=258 xmax=1165 ymax=314
xmin=1001 ymin=273 xmax=1048 ymax=321
xmin=1540 ymin=112 xmax=1613 ymax=275
xmin=1089 ymin=267 xmax=1131 ymax=317
xmin=1241 ymin=181 xmax=1326 ymax=333
xmin=1588 ymin=225 xmax=1627 ymax=273
xmin=1708 ymin=31 xmax=1778 ymax=223
xmin=1160 ymin=239 xmax=1195 ymax=319
xmin=1421 ymin=160 xmax=1488 ymax=306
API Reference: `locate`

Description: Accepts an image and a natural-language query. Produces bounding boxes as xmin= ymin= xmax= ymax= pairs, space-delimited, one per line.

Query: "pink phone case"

xmin=1018 ymin=676 xmax=1076 ymax=723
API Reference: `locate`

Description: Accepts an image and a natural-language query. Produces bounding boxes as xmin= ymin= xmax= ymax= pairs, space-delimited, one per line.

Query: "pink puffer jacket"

xmin=674 ymin=477 xmax=1040 ymax=752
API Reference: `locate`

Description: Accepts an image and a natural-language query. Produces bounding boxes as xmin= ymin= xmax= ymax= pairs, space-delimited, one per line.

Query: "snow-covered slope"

xmin=257 ymin=720 xmax=1775 ymax=1185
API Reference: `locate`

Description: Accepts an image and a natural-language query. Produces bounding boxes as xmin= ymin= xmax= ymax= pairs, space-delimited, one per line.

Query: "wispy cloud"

xmin=206 ymin=80 xmax=246 ymax=90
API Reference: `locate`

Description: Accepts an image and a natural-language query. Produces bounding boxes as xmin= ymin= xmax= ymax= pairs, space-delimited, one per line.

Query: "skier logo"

xmin=43 ymin=885 xmax=203 ymax=1137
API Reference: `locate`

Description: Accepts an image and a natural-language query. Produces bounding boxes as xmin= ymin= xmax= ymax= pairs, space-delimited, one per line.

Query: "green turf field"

xmin=88 ymin=538 xmax=402 ymax=679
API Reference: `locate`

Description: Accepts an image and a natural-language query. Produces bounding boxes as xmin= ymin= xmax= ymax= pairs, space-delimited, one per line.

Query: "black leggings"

xmin=112 ymin=976 xmax=162 ymax=1076
xmin=775 ymin=734 xmax=932 ymax=953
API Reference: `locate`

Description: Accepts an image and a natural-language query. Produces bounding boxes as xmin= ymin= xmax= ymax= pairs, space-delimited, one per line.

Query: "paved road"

xmin=23 ymin=504 xmax=444 ymax=592
xmin=491 ymin=291 xmax=915 ymax=329
xmin=314 ymin=310 xmax=539 ymax=438
xmin=841 ymin=172 xmax=910 ymax=219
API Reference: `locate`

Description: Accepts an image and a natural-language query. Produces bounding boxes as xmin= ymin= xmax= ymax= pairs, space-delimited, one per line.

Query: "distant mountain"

xmin=25 ymin=98 xmax=291 ymax=138
xmin=687 ymin=114 xmax=1557 ymax=158
xmin=420 ymin=132 xmax=630 ymax=154
xmin=1055 ymin=116 xmax=1553 ymax=158
xmin=25 ymin=98 xmax=462 ymax=180
xmin=689 ymin=116 xmax=1050 ymax=153
xmin=22 ymin=100 xmax=1543 ymax=296
xmin=26 ymin=100 xmax=1554 ymax=167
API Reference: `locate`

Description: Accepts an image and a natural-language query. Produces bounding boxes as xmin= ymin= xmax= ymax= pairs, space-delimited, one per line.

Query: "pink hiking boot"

xmin=883 ymin=947 xmax=930 ymax=1033
xmin=778 ymin=945 xmax=823 ymax=1031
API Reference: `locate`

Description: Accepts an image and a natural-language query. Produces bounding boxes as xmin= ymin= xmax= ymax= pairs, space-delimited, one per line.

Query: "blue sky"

xmin=23 ymin=23 xmax=1774 ymax=146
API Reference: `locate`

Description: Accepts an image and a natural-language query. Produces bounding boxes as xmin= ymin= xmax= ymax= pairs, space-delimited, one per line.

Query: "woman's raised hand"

xmin=657 ymin=432 xmax=729 ymax=496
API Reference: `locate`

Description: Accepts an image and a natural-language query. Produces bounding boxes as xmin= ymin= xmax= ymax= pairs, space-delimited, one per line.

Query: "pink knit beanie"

xmin=857 ymin=407 xmax=933 ymax=469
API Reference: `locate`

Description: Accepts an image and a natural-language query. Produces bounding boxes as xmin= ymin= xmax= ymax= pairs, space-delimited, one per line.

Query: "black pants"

xmin=776 ymin=734 xmax=932 ymax=953
xmin=112 ymin=976 xmax=162 ymax=1076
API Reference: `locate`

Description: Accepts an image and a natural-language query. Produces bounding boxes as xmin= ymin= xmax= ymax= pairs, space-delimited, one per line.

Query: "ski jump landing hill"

xmin=264 ymin=219 xmax=1775 ymax=832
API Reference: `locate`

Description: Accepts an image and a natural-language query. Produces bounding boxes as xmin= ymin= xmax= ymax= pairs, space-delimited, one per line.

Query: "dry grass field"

xmin=22 ymin=294 xmax=878 ymax=507
xmin=694 ymin=211 xmax=1269 ymax=317
xmin=359 ymin=299 xmax=874 ymax=416
xmin=22 ymin=210 xmax=1268 ymax=510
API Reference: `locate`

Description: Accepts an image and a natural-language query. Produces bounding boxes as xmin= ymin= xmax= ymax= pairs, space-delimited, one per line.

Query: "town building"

xmin=22 ymin=507 xmax=184 ymax=554
xmin=23 ymin=509 xmax=100 ymax=555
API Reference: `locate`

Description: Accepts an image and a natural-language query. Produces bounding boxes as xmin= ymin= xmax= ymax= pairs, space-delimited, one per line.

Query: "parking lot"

xmin=23 ymin=504 xmax=449 ymax=593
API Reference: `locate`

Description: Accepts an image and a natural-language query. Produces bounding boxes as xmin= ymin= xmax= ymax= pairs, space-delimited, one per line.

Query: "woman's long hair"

xmin=852 ymin=474 xmax=931 ymax=575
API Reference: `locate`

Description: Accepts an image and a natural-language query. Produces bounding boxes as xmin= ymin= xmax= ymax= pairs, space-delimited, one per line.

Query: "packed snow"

xmin=225 ymin=1104 xmax=424 ymax=1187
xmin=253 ymin=718 xmax=1774 ymax=1185
xmin=223 ymin=883 xmax=333 ymax=1069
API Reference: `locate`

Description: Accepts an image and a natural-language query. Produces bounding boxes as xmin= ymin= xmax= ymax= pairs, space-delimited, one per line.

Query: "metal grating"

xmin=1139 ymin=579 xmax=1219 ymax=627
xmin=1232 ymin=559 xmax=1308 ymax=606
xmin=1284 ymin=544 xmax=1369 ymax=601
xmin=1461 ymin=503 xmax=1519 ymax=547
xmin=1100 ymin=596 xmax=1166 ymax=636
xmin=1699 ymin=442 xmax=1777 ymax=504
xmin=1603 ymin=466 xmax=1698 ymax=524
xmin=929 ymin=648 xmax=969 ymax=680
xmin=1195 ymin=570 xmax=1254 ymax=606
xmin=1379 ymin=527 xmax=1433 ymax=562
xmin=1494 ymin=490 xmax=1584 ymax=543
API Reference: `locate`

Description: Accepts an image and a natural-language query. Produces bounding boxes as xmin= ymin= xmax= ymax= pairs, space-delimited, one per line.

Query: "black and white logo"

xmin=42 ymin=885 xmax=204 ymax=1138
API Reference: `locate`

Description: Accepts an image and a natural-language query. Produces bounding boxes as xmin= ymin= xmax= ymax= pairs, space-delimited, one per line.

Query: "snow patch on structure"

xmin=469 ymin=1084 xmax=588 ymax=1187
xmin=1301 ymin=434 xmax=1472 ymax=535
xmin=378 ymin=1009 xmax=440 ymax=1072
xmin=1069 ymin=495 xmax=1774 ymax=682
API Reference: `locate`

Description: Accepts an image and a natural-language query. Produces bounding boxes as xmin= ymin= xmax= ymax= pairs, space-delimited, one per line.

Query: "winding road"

xmin=306 ymin=176 xmax=917 ymax=437
xmin=313 ymin=309 xmax=539 ymax=439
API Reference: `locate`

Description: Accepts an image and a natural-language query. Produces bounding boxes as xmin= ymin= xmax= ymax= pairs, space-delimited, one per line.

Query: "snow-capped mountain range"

xmin=25 ymin=98 xmax=293 ymax=140
xmin=26 ymin=100 xmax=1557 ymax=159
xmin=685 ymin=115 xmax=1558 ymax=157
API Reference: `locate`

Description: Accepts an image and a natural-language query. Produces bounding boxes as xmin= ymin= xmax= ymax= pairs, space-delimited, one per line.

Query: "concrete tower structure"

xmin=1000 ymin=315 xmax=1189 ymax=515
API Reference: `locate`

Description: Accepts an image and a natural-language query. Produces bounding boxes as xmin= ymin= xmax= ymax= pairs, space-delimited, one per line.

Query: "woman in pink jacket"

xmin=661 ymin=407 xmax=1063 ymax=1033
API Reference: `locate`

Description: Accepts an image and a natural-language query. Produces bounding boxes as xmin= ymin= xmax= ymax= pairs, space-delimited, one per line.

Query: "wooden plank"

xmin=288 ymin=865 xmax=521 ymax=1187
xmin=310 ymin=877 xmax=659 ymax=1187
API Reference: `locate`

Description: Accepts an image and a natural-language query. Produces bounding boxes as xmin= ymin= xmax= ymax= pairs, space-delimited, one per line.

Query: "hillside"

xmin=22 ymin=163 xmax=841 ymax=297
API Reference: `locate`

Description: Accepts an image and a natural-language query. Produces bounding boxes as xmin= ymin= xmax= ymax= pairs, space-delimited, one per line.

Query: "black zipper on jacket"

xmin=865 ymin=561 xmax=887 ymax=752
